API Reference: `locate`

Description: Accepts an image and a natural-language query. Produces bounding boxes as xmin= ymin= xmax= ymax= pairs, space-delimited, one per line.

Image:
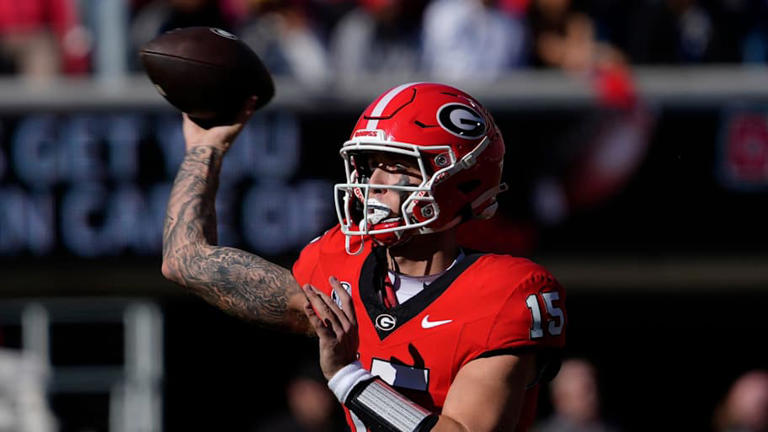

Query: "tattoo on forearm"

xmin=179 ymin=246 xmax=304 ymax=328
xmin=163 ymin=146 xmax=222 ymax=248
xmin=163 ymin=146 xmax=308 ymax=331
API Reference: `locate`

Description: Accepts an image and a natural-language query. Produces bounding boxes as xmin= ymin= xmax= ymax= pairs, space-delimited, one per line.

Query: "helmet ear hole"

xmin=457 ymin=180 xmax=481 ymax=194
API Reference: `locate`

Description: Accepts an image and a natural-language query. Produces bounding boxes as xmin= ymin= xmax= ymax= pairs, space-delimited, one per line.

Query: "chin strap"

xmin=345 ymin=234 xmax=366 ymax=255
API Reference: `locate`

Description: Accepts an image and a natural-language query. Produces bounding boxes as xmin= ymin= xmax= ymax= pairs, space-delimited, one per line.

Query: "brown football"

xmin=139 ymin=27 xmax=274 ymax=125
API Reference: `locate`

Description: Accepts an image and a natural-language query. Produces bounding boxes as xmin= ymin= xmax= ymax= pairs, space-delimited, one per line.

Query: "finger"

xmin=302 ymin=299 xmax=335 ymax=339
xmin=302 ymin=284 xmax=329 ymax=319
xmin=313 ymin=285 xmax=352 ymax=333
xmin=329 ymin=276 xmax=357 ymax=326
xmin=330 ymin=276 xmax=355 ymax=325
xmin=302 ymin=285 xmax=346 ymax=336
xmin=312 ymin=287 xmax=350 ymax=335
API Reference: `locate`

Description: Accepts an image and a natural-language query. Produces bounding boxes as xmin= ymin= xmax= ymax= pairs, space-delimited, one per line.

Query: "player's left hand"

xmin=302 ymin=276 xmax=359 ymax=380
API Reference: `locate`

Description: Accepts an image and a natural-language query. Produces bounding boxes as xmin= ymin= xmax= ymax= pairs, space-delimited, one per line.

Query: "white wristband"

xmin=327 ymin=361 xmax=374 ymax=403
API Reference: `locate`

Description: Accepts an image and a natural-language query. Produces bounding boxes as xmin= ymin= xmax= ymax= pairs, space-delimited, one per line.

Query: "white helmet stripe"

xmin=366 ymin=82 xmax=423 ymax=130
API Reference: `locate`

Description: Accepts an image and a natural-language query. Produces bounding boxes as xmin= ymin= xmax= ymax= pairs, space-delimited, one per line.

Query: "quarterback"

xmin=162 ymin=82 xmax=566 ymax=432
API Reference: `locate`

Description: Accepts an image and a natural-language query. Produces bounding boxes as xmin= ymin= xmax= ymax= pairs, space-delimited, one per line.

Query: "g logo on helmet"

xmin=437 ymin=103 xmax=486 ymax=139
xmin=375 ymin=314 xmax=397 ymax=331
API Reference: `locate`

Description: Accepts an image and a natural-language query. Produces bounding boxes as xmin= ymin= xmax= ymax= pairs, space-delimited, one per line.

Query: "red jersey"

xmin=293 ymin=226 xmax=566 ymax=431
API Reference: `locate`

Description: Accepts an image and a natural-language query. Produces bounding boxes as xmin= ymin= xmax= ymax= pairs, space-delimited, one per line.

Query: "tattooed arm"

xmin=162 ymin=101 xmax=310 ymax=333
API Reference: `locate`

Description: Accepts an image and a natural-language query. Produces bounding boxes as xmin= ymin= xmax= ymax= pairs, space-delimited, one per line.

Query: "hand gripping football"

xmin=140 ymin=27 xmax=274 ymax=125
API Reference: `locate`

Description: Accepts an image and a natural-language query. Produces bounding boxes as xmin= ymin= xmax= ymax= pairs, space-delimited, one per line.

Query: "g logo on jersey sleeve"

xmin=436 ymin=103 xmax=486 ymax=139
xmin=331 ymin=281 xmax=353 ymax=309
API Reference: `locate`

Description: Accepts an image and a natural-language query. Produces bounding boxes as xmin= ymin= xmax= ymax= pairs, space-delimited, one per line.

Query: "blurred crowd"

xmin=532 ymin=359 xmax=768 ymax=432
xmin=0 ymin=0 xmax=88 ymax=79
xmin=3 ymin=0 xmax=768 ymax=82
xmin=249 ymin=357 xmax=768 ymax=432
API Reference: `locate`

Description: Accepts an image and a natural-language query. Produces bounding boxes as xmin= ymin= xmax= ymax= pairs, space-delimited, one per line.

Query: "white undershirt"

xmin=387 ymin=250 xmax=466 ymax=304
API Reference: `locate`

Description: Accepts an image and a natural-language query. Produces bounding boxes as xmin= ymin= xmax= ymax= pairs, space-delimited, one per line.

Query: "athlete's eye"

xmin=389 ymin=163 xmax=409 ymax=173
xmin=354 ymin=152 xmax=422 ymax=180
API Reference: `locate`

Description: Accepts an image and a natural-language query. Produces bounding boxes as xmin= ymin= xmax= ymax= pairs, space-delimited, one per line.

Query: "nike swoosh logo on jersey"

xmin=421 ymin=315 xmax=453 ymax=329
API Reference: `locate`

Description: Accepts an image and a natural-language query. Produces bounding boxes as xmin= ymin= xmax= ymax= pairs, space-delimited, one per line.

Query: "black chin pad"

xmin=351 ymin=194 xmax=365 ymax=224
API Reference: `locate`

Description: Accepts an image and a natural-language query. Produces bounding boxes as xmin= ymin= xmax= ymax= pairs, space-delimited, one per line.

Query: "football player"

xmin=162 ymin=82 xmax=566 ymax=432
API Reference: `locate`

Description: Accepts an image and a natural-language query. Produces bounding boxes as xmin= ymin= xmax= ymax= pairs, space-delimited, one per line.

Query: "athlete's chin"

xmin=383 ymin=233 xmax=415 ymax=251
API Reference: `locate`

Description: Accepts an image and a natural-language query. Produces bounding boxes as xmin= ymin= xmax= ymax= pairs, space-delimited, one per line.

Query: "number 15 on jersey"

xmin=526 ymin=292 xmax=564 ymax=339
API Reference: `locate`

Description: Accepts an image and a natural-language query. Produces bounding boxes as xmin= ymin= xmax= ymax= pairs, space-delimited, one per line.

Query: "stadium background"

xmin=1 ymin=0 xmax=767 ymax=431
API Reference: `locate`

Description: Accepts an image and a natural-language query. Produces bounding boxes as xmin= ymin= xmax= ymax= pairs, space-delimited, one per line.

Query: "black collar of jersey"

xmin=359 ymin=247 xmax=484 ymax=340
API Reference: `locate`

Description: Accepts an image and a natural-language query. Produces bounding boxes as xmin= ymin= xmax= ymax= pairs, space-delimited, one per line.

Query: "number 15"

xmin=525 ymin=292 xmax=564 ymax=339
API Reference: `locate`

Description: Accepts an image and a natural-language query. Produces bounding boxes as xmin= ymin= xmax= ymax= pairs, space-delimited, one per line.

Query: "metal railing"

xmin=3 ymin=65 xmax=768 ymax=112
xmin=0 ymin=298 xmax=164 ymax=432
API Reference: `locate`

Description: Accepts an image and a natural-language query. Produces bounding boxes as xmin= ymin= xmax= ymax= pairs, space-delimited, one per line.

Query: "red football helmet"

xmin=334 ymin=82 xmax=507 ymax=253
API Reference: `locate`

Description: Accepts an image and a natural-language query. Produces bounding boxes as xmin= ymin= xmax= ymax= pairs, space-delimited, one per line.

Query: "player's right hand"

xmin=182 ymin=96 xmax=258 ymax=154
